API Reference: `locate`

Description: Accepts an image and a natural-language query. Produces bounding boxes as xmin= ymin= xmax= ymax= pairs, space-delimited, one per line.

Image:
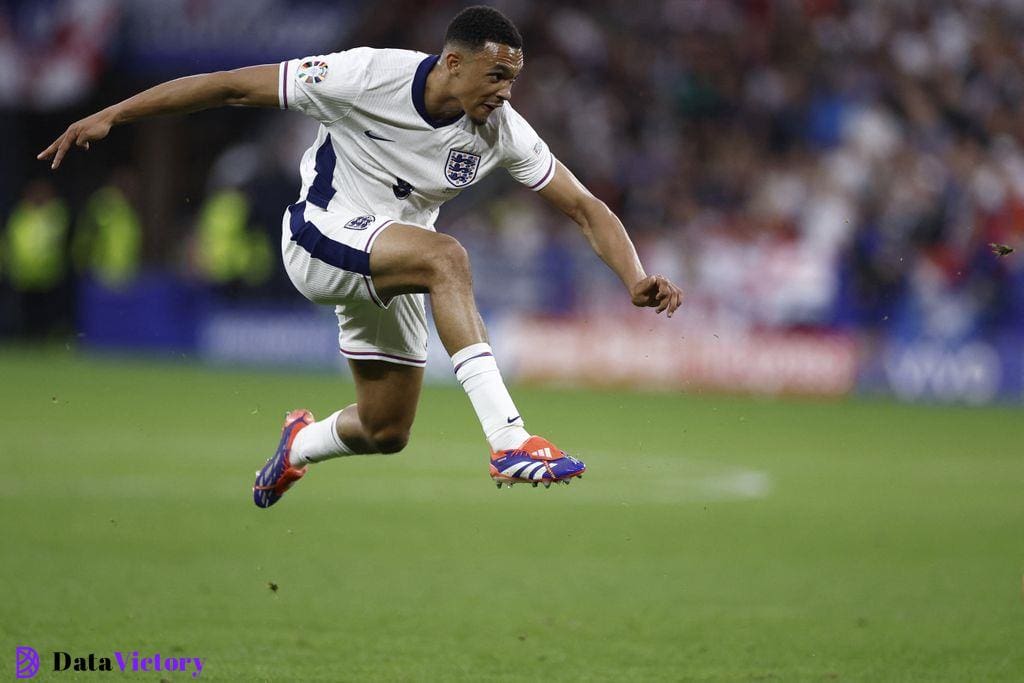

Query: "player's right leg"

xmin=293 ymin=358 xmax=424 ymax=461
xmin=368 ymin=224 xmax=585 ymax=487
xmin=255 ymin=204 xmax=429 ymax=507
xmin=253 ymin=360 xmax=422 ymax=508
xmin=253 ymin=408 xmax=315 ymax=508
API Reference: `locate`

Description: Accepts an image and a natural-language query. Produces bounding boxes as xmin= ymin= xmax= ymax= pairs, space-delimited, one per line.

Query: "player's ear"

xmin=444 ymin=48 xmax=466 ymax=76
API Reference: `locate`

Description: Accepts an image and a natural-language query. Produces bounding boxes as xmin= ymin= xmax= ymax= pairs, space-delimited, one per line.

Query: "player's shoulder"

xmin=459 ymin=104 xmax=531 ymax=152
xmin=484 ymin=102 xmax=551 ymax=165
xmin=293 ymin=47 xmax=422 ymax=71
xmin=339 ymin=47 xmax=424 ymax=74
xmin=501 ymin=101 xmax=537 ymax=125
xmin=366 ymin=47 xmax=427 ymax=67
xmin=490 ymin=102 xmax=533 ymax=138
xmin=328 ymin=47 xmax=425 ymax=89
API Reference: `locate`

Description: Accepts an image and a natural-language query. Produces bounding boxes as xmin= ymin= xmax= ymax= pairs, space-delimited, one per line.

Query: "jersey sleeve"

xmin=500 ymin=105 xmax=557 ymax=191
xmin=278 ymin=48 xmax=372 ymax=124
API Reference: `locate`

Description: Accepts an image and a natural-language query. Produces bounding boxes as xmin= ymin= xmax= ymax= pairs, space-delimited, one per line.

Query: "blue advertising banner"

xmin=863 ymin=334 xmax=1023 ymax=404
xmin=118 ymin=1 xmax=356 ymax=74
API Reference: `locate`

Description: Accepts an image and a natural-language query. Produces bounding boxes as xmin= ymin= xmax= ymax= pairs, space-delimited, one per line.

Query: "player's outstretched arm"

xmin=537 ymin=161 xmax=684 ymax=316
xmin=37 ymin=65 xmax=280 ymax=170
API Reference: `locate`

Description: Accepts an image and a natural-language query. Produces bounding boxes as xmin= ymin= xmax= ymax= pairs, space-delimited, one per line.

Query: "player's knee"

xmin=426 ymin=235 xmax=471 ymax=283
xmin=371 ymin=426 xmax=410 ymax=454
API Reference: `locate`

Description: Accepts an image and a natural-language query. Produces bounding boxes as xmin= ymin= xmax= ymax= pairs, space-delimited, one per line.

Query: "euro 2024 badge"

xmin=445 ymin=149 xmax=480 ymax=187
xmin=16 ymin=646 xmax=40 ymax=679
xmin=297 ymin=60 xmax=329 ymax=84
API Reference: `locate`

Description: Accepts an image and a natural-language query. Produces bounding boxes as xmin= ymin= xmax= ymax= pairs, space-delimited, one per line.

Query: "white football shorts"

xmin=280 ymin=200 xmax=429 ymax=367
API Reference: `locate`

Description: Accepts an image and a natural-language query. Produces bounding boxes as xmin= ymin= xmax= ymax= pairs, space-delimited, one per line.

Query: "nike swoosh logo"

xmin=506 ymin=415 xmax=521 ymax=424
xmin=364 ymin=130 xmax=395 ymax=142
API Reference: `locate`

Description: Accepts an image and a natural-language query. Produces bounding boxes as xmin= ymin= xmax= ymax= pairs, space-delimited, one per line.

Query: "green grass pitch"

xmin=1 ymin=347 xmax=1022 ymax=681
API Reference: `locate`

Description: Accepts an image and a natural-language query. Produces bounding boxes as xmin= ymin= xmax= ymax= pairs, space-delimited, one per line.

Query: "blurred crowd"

xmin=3 ymin=0 xmax=1024 ymax=341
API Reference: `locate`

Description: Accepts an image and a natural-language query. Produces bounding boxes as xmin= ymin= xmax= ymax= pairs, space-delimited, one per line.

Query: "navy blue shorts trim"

xmin=287 ymin=201 xmax=371 ymax=276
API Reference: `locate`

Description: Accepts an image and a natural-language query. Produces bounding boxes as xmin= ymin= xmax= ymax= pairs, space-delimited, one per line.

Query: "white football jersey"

xmin=278 ymin=48 xmax=557 ymax=228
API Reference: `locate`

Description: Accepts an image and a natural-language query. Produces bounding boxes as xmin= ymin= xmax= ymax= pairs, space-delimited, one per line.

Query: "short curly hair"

xmin=444 ymin=5 xmax=523 ymax=51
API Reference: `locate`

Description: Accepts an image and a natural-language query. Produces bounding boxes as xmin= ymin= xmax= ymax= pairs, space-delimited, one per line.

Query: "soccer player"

xmin=38 ymin=6 xmax=683 ymax=505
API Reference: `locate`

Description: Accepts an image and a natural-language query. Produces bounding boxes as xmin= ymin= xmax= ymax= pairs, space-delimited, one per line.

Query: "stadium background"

xmin=3 ymin=0 xmax=1023 ymax=402
xmin=2 ymin=1 xmax=1023 ymax=682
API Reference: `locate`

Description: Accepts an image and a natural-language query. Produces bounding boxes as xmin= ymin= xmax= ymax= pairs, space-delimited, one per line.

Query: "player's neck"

xmin=424 ymin=61 xmax=465 ymax=121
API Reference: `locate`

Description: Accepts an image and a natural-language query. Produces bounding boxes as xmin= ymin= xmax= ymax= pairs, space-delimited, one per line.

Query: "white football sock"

xmin=451 ymin=343 xmax=530 ymax=452
xmin=290 ymin=410 xmax=354 ymax=466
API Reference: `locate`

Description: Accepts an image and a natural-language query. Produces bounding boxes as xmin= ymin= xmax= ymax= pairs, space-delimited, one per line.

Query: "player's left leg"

xmin=369 ymin=224 xmax=586 ymax=488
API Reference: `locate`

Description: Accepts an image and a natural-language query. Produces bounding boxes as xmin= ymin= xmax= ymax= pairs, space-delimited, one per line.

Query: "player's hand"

xmin=630 ymin=274 xmax=684 ymax=317
xmin=37 ymin=110 xmax=114 ymax=170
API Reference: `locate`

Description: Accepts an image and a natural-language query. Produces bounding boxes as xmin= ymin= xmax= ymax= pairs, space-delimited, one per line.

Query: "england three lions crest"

xmin=445 ymin=149 xmax=481 ymax=187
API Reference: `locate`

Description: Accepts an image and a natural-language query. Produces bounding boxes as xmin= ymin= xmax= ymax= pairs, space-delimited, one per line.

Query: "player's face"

xmin=457 ymin=42 xmax=523 ymax=124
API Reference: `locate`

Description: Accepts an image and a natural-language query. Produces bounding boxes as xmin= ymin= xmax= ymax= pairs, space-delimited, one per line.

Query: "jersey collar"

xmin=411 ymin=54 xmax=464 ymax=129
